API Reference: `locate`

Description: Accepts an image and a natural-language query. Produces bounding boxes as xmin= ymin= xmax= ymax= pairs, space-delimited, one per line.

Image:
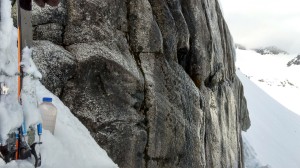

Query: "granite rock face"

xmin=32 ymin=40 xmax=76 ymax=97
xmin=31 ymin=0 xmax=250 ymax=167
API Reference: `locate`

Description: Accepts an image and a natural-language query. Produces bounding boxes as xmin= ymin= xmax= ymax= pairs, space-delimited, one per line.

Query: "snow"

xmin=36 ymin=83 xmax=117 ymax=168
xmin=236 ymin=49 xmax=300 ymax=115
xmin=0 ymin=0 xmax=23 ymax=144
xmin=21 ymin=47 xmax=42 ymax=79
xmin=21 ymin=47 xmax=43 ymax=131
xmin=238 ymin=71 xmax=300 ymax=168
xmin=0 ymin=0 xmax=118 ymax=167
xmin=242 ymin=137 xmax=265 ymax=168
xmin=236 ymin=49 xmax=300 ymax=168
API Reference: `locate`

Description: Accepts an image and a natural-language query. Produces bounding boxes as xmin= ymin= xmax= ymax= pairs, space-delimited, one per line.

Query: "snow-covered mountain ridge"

xmin=287 ymin=55 xmax=300 ymax=67
xmin=253 ymin=46 xmax=289 ymax=55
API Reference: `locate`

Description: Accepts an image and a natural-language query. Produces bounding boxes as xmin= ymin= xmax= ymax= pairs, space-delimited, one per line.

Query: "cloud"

xmin=219 ymin=0 xmax=300 ymax=54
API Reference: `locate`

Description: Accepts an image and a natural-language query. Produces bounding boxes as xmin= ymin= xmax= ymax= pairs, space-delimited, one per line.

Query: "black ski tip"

xmin=19 ymin=0 xmax=32 ymax=11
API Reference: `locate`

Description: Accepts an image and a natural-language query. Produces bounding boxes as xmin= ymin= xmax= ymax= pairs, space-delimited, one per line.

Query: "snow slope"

xmin=236 ymin=49 xmax=300 ymax=168
xmin=236 ymin=49 xmax=300 ymax=115
xmin=238 ymin=71 xmax=300 ymax=168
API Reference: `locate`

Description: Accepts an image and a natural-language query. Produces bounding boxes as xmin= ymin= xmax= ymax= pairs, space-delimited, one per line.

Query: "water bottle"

xmin=39 ymin=97 xmax=57 ymax=135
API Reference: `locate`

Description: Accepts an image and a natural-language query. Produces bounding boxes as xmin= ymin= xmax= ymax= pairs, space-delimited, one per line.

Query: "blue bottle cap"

xmin=43 ymin=97 xmax=52 ymax=102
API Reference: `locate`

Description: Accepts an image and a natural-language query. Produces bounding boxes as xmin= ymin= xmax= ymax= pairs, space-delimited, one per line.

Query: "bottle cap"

xmin=43 ymin=97 xmax=52 ymax=102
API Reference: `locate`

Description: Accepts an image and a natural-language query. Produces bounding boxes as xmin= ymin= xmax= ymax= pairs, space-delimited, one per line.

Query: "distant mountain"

xmin=253 ymin=46 xmax=289 ymax=55
xmin=235 ymin=43 xmax=247 ymax=50
xmin=287 ymin=55 xmax=300 ymax=67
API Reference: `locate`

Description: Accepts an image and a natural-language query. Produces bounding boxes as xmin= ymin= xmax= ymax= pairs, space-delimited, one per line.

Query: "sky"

xmin=219 ymin=0 xmax=300 ymax=54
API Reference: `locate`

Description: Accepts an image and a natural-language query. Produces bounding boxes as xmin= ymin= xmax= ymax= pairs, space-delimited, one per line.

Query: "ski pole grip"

xmin=37 ymin=123 xmax=42 ymax=135
xmin=21 ymin=122 xmax=27 ymax=136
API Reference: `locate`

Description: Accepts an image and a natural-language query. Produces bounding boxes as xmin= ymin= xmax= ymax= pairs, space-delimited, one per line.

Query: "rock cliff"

xmin=29 ymin=0 xmax=250 ymax=167
xmin=287 ymin=55 xmax=300 ymax=67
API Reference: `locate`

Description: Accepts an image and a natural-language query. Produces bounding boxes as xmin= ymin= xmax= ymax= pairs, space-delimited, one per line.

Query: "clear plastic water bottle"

xmin=39 ymin=97 xmax=57 ymax=135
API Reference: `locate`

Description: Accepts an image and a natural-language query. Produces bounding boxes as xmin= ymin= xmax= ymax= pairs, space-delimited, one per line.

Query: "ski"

xmin=0 ymin=0 xmax=42 ymax=166
xmin=17 ymin=0 xmax=32 ymax=162
xmin=17 ymin=0 xmax=42 ymax=167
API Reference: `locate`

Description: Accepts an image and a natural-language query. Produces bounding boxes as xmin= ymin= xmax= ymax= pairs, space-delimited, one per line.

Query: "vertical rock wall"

xmin=30 ymin=0 xmax=250 ymax=167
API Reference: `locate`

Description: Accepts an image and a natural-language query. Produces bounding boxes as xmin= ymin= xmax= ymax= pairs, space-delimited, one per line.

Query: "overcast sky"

xmin=219 ymin=0 xmax=300 ymax=54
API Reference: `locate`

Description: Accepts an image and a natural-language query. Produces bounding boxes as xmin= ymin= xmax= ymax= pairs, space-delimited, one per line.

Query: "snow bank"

xmin=236 ymin=48 xmax=300 ymax=167
xmin=242 ymin=136 xmax=266 ymax=168
xmin=34 ymin=83 xmax=117 ymax=168
xmin=238 ymin=71 xmax=300 ymax=168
